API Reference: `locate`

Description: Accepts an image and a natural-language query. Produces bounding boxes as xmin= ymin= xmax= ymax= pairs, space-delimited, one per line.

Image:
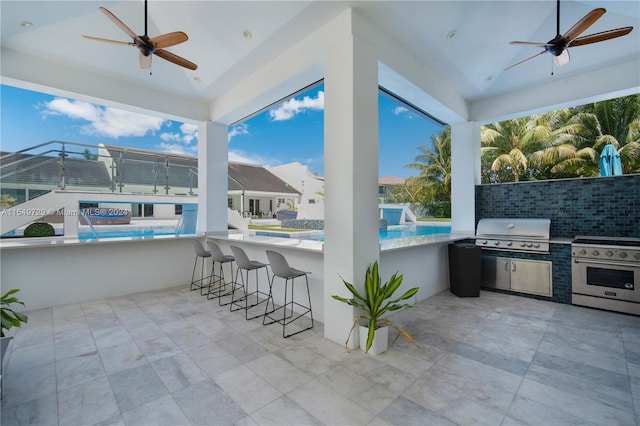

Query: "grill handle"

xmin=573 ymin=258 xmax=637 ymax=268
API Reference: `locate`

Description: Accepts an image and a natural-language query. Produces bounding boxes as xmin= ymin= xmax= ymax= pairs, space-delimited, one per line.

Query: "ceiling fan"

xmin=505 ymin=0 xmax=633 ymax=71
xmin=83 ymin=0 xmax=197 ymax=71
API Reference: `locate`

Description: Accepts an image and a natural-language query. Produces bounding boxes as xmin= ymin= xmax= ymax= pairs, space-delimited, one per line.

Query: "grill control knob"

xmin=506 ymin=242 xmax=512 ymax=246
xmin=520 ymin=242 xmax=526 ymax=247
xmin=526 ymin=243 xmax=533 ymax=247
xmin=481 ymin=240 xmax=488 ymax=245
xmin=619 ymin=252 xmax=627 ymax=259
xmin=592 ymin=250 xmax=600 ymax=256
xmin=494 ymin=241 xmax=500 ymax=246
xmin=606 ymin=251 xmax=613 ymax=257
xmin=533 ymin=243 xmax=540 ymax=248
xmin=634 ymin=253 xmax=640 ymax=260
xmin=579 ymin=249 xmax=587 ymax=255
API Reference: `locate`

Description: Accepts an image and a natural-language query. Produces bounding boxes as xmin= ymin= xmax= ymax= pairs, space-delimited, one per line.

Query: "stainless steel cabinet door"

xmin=510 ymin=259 xmax=552 ymax=296
xmin=481 ymin=256 xmax=511 ymax=290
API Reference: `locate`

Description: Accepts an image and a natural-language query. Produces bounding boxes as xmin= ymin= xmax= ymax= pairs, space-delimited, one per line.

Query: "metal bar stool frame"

xmin=229 ymin=246 xmax=271 ymax=320
xmin=190 ymin=240 xmax=213 ymax=296
xmin=206 ymin=241 xmax=237 ymax=305
xmin=263 ymin=250 xmax=314 ymax=338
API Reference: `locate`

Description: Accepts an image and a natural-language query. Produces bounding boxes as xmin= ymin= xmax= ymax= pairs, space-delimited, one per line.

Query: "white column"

xmin=64 ymin=202 xmax=78 ymax=237
xmin=451 ymin=121 xmax=481 ymax=233
xmin=323 ymin=30 xmax=379 ymax=348
xmin=197 ymin=121 xmax=228 ymax=233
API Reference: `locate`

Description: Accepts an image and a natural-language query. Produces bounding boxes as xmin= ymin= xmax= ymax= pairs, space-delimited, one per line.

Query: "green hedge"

xmin=23 ymin=222 xmax=55 ymax=237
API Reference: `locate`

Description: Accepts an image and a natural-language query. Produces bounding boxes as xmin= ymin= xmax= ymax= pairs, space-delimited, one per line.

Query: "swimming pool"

xmin=256 ymin=223 xmax=451 ymax=242
xmin=78 ymin=227 xmax=185 ymax=240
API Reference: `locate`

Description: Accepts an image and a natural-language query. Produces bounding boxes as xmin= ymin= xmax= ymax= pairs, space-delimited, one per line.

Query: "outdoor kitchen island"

xmin=207 ymin=230 xmax=471 ymax=325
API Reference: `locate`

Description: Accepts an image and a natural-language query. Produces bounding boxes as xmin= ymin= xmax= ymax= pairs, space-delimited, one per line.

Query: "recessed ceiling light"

xmin=242 ymin=29 xmax=252 ymax=40
xmin=19 ymin=21 xmax=33 ymax=28
xmin=193 ymin=76 xmax=201 ymax=82
xmin=447 ymin=30 xmax=457 ymax=39
xmin=486 ymin=75 xmax=494 ymax=82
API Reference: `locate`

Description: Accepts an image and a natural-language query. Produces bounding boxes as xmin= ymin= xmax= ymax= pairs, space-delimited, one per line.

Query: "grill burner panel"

xmin=572 ymin=236 xmax=640 ymax=262
xmin=475 ymin=218 xmax=551 ymax=254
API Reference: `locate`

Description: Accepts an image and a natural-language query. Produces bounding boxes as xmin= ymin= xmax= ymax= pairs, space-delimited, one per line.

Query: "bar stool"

xmin=206 ymin=241 xmax=236 ymax=305
xmin=263 ymin=250 xmax=314 ymax=338
xmin=229 ymin=246 xmax=271 ymax=320
xmin=190 ymin=240 xmax=212 ymax=295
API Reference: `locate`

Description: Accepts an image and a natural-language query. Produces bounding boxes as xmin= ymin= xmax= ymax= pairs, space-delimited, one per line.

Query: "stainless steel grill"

xmin=475 ymin=218 xmax=551 ymax=254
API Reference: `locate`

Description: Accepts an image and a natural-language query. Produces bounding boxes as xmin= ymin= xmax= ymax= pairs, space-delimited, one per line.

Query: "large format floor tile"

xmin=2 ymin=286 xmax=638 ymax=426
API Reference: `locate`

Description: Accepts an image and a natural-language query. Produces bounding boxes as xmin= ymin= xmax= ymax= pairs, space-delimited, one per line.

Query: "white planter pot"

xmin=359 ymin=325 xmax=388 ymax=355
xmin=0 ymin=336 xmax=12 ymax=366
xmin=1 ymin=336 xmax=13 ymax=400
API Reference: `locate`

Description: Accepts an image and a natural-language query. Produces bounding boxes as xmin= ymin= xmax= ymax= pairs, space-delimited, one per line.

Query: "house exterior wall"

xmin=268 ymin=162 xmax=325 ymax=219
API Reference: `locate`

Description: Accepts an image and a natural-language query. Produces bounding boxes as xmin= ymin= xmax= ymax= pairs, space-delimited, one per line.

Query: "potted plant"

xmin=332 ymin=261 xmax=419 ymax=355
xmin=1 ymin=289 xmax=28 ymax=365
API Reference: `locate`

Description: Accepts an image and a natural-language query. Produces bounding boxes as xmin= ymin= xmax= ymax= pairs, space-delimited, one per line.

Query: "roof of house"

xmin=228 ymin=162 xmax=299 ymax=194
xmin=0 ymin=151 xmax=112 ymax=187
xmin=1 ymin=144 xmax=300 ymax=195
xmin=379 ymin=176 xmax=405 ymax=186
xmin=103 ymin=145 xmax=299 ymax=194
xmin=103 ymin=145 xmax=197 ymax=189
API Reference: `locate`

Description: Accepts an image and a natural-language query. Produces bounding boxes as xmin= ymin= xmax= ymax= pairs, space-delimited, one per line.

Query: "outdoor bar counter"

xmin=208 ymin=231 xmax=472 ymax=324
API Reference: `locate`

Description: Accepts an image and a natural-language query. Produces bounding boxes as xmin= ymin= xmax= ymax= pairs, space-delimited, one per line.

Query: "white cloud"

xmin=228 ymin=149 xmax=281 ymax=166
xmin=160 ymin=132 xmax=182 ymax=142
xmin=156 ymin=142 xmax=197 ymax=156
xmin=393 ymin=106 xmax=416 ymax=119
xmin=228 ymin=123 xmax=249 ymax=141
xmin=159 ymin=127 xmax=197 ymax=145
xmin=42 ymin=98 xmax=102 ymax=121
xmin=181 ymin=123 xmax=198 ymax=141
xmin=269 ymin=91 xmax=324 ymax=121
xmin=41 ymin=98 xmax=166 ymax=138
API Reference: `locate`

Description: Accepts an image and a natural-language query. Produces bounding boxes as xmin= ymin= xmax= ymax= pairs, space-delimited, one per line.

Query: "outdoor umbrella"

xmin=599 ymin=144 xmax=623 ymax=176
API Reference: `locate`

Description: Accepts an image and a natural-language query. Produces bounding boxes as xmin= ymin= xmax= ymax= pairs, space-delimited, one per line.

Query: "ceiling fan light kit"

xmin=505 ymin=0 xmax=633 ymax=71
xmin=83 ymin=0 xmax=197 ymax=71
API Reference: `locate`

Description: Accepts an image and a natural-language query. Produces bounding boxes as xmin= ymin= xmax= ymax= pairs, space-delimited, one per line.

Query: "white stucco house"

xmin=267 ymin=162 xmax=325 ymax=219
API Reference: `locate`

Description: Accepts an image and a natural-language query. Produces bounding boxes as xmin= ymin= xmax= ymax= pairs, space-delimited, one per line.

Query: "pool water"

xmin=78 ymin=229 xmax=185 ymax=240
xmin=257 ymin=224 xmax=451 ymax=242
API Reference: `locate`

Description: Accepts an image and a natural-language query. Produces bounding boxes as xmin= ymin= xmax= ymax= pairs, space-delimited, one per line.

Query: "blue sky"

xmin=1 ymin=83 xmax=444 ymax=178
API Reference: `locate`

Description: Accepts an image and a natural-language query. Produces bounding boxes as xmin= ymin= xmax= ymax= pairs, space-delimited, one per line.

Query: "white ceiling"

xmin=2 ymin=0 xmax=639 ymax=122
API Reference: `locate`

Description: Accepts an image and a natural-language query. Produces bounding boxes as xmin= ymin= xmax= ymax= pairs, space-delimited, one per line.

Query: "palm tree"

xmin=406 ymin=126 xmax=451 ymax=198
xmin=532 ymin=101 xmax=640 ymax=176
xmin=480 ymin=116 xmax=550 ymax=182
xmin=529 ymin=110 xmax=600 ymax=178
xmin=576 ymin=94 xmax=640 ymax=145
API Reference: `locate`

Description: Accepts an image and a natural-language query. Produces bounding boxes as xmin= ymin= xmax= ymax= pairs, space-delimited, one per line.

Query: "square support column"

xmin=451 ymin=121 xmax=481 ymax=233
xmin=323 ymin=32 xmax=379 ymax=348
xmin=198 ymin=121 xmax=228 ymax=234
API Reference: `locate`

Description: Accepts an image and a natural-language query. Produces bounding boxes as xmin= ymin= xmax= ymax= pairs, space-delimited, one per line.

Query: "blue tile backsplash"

xmin=475 ymin=174 xmax=640 ymax=238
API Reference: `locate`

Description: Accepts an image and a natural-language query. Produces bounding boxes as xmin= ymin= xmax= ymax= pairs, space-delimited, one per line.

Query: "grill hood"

xmin=476 ymin=218 xmax=551 ymax=240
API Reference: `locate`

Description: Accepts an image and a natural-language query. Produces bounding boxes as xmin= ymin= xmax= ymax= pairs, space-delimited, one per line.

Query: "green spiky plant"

xmin=332 ymin=261 xmax=420 ymax=353
xmin=1 ymin=289 xmax=28 ymax=337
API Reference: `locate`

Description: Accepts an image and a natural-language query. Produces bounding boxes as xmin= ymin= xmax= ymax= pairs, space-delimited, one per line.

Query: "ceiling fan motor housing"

xmin=135 ymin=35 xmax=155 ymax=56
xmin=545 ymin=35 xmax=567 ymax=56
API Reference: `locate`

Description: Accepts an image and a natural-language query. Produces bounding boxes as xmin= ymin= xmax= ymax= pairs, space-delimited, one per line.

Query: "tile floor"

xmin=1 ymin=286 xmax=639 ymax=426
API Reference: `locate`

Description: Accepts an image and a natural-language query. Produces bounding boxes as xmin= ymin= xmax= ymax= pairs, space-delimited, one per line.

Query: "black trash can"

xmin=448 ymin=243 xmax=481 ymax=297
